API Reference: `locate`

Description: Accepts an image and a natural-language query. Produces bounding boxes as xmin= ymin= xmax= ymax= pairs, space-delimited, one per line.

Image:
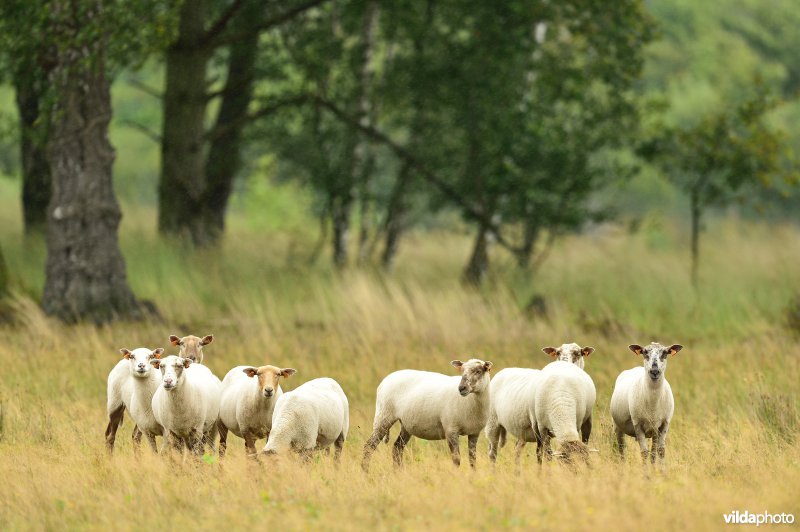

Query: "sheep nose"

xmin=458 ymin=385 xmax=468 ymax=395
xmin=137 ymin=363 xmax=146 ymax=369
xmin=264 ymin=388 xmax=274 ymax=397
xmin=164 ymin=378 xmax=173 ymax=385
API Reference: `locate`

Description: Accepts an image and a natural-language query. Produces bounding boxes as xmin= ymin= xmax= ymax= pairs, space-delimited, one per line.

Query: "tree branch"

xmin=119 ymin=120 xmax=161 ymax=143
xmin=213 ymin=0 xmax=331 ymax=47
xmin=201 ymin=0 xmax=247 ymax=47
xmin=126 ymin=78 xmax=162 ymax=99
xmin=313 ymin=95 xmax=520 ymax=253
xmin=204 ymin=94 xmax=311 ymax=141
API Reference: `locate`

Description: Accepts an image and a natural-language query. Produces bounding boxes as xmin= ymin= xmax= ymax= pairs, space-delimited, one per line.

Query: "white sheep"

xmin=361 ymin=359 xmax=493 ymax=471
xmin=486 ymin=343 xmax=594 ymax=466
xmin=534 ymin=360 xmax=596 ymax=463
xmin=610 ymin=342 xmax=683 ymax=465
xmin=261 ymin=377 xmax=349 ymax=461
xmin=150 ymin=355 xmax=222 ymax=456
xmin=104 ymin=347 xmax=164 ymax=453
xmin=218 ymin=365 xmax=296 ymax=456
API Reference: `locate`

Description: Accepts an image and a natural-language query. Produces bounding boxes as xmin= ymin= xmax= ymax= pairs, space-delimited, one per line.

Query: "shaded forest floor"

xmin=0 ymin=196 xmax=799 ymax=530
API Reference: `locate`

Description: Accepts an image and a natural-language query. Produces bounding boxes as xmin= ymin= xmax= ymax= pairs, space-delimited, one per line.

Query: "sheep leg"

xmin=656 ymin=421 xmax=669 ymax=469
xmin=146 ymin=432 xmax=158 ymax=454
xmin=446 ymin=432 xmax=461 ymax=467
xmin=468 ymin=434 xmax=478 ymax=469
xmin=361 ymin=419 xmax=394 ymax=472
xmin=650 ymin=438 xmax=657 ymax=464
xmin=334 ymin=433 xmax=345 ymax=464
xmin=217 ymin=422 xmax=228 ymax=458
xmin=615 ymin=427 xmax=626 ymax=459
xmin=514 ymin=439 xmax=526 ymax=473
xmin=581 ymin=417 xmax=592 ymax=444
xmin=131 ymin=425 xmax=143 ymax=452
xmin=203 ymin=424 xmax=218 ymax=454
xmin=634 ymin=425 xmax=649 ymax=464
xmin=244 ymin=434 xmax=257 ymax=458
xmin=392 ymin=427 xmax=411 ymax=467
xmin=188 ymin=429 xmax=203 ymax=457
xmin=104 ymin=405 xmax=125 ymax=454
xmin=541 ymin=431 xmax=553 ymax=462
xmin=485 ymin=414 xmax=501 ymax=463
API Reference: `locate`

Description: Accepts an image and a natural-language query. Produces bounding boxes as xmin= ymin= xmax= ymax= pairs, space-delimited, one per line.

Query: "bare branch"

xmin=201 ymin=0 xmax=247 ymax=47
xmin=213 ymin=0 xmax=331 ymax=47
xmin=313 ymin=95 xmax=520 ymax=253
xmin=119 ymin=120 xmax=161 ymax=144
xmin=126 ymin=78 xmax=162 ymax=99
xmin=204 ymin=94 xmax=311 ymax=141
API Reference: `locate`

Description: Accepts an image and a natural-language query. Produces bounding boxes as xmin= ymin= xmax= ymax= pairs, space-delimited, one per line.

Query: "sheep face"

xmin=628 ymin=342 xmax=683 ymax=382
xmin=120 ymin=347 xmax=164 ymax=378
xmin=151 ymin=355 xmax=192 ymax=390
xmin=451 ymin=359 xmax=493 ymax=396
xmin=542 ymin=343 xmax=594 ymax=369
xmin=242 ymin=365 xmax=297 ymax=398
xmin=169 ymin=334 xmax=213 ymax=363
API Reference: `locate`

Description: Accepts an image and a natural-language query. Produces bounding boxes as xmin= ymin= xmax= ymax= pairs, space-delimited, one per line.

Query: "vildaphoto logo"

xmin=723 ymin=511 xmax=795 ymax=526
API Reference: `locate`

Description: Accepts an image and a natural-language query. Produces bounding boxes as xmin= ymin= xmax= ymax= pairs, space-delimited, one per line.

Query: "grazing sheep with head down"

xmin=610 ymin=342 xmax=683 ymax=466
xmin=534 ymin=360 xmax=596 ymax=463
xmin=105 ymin=347 xmax=164 ymax=453
xmin=485 ymin=343 xmax=594 ymax=466
xmin=361 ymin=359 xmax=493 ymax=471
xmin=218 ymin=365 xmax=296 ymax=456
xmin=261 ymin=377 xmax=349 ymax=461
xmin=150 ymin=355 xmax=221 ymax=456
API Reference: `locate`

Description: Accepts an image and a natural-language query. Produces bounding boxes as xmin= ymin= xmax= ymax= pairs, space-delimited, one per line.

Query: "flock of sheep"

xmin=105 ymin=334 xmax=684 ymax=469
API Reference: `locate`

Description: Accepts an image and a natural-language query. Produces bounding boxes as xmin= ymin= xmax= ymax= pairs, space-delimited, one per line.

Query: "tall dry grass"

xmin=0 ymin=195 xmax=798 ymax=530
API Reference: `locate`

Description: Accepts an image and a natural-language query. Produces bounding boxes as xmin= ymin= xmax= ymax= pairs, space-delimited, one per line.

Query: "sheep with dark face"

xmin=169 ymin=334 xmax=213 ymax=364
xmin=610 ymin=342 xmax=683 ymax=466
xmin=361 ymin=359 xmax=493 ymax=471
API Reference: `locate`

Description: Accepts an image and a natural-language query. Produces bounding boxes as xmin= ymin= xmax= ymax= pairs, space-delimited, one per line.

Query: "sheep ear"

xmin=120 ymin=348 xmax=131 ymax=359
xmin=628 ymin=344 xmax=643 ymax=355
xmin=153 ymin=348 xmax=164 ymax=358
xmin=450 ymin=360 xmax=464 ymax=372
xmin=542 ymin=347 xmax=557 ymax=357
xmin=169 ymin=335 xmax=181 ymax=346
xmin=668 ymin=344 xmax=683 ymax=356
xmin=149 ymin=359 xmax=161 ymax=368
xmin=483 ymin=361 xmax=493 ymax=372
xmin=280 ymin=368 xmax=297 ymax=378
xmin=242 ymin=367 xmax=258 ymax=378
xmin=582 ymin=346 xmax=595 ymax=357
xmin=201 ymin=334 xmax=213 ymax=346
xmin=182 ymin=358 xmax=192 ymax=369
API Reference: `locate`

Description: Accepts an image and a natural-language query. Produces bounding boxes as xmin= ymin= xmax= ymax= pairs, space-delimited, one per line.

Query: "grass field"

xmin=0 ymin=185 xmax=798 ymax=531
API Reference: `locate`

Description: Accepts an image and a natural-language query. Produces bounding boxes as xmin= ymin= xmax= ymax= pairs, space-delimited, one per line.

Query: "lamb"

xmin=105 ymin=347 xmax=164 ymax=453
xmin=150 ymin=355 xmax=222 ymax=456
xmin=261 ymin=377 xmax=349 ymax=462
xmin=218 ymin=365 xmax=296 ymax=457
xmin=610 ymin=342 xmax=683 ymax=465
xmin=361 ymin=359 xmax=493 ymax=472
xmin=485 ymin=343 xmax=594 ymax=466
xmin=169 ymin=333 xmax=213 ymax=363
xmin=534 ymin=360 xmax=596 ymax=463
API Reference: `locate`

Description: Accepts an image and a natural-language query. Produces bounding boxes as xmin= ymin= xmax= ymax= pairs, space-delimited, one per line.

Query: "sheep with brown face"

xmin=361 ymin=359 xmax=493 ymax=472
xmin=169 ymin=334 xmax=213 ymax=364
xmin=218 ymin=364 xmax=296 ymax=456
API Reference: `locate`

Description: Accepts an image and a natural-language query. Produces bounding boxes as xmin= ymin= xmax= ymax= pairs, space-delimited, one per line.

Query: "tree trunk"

xmin=381 ymin=160 xmax=412 ymax=271
xmin=516 ymin=220 xmax=539 ymax=269
xmin=690 ymin=188 xmax=701 ymax=289
xmin=14 ymin=69 xmax=51 ymax=234
xmin=42 ymin=48 xmax=140 ymax=323
xmin=200 ymin=2 xmax=262 ymax=245
xmin=0 ymin=245 xmax=8 ymax=296
xmin=158 ymin=0 xmax=210 ymax=243
xmin=354 ymin=1 xmax=380 ymax=265
xmin=331 ymin=193 xmax=352 ymax=269
xmin=463 ymin=225 xmax=490 ymax=286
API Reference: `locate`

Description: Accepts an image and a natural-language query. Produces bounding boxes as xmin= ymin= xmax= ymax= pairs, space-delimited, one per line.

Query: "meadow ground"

xmin=0 ymin=191 xmax=799 ymax=531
